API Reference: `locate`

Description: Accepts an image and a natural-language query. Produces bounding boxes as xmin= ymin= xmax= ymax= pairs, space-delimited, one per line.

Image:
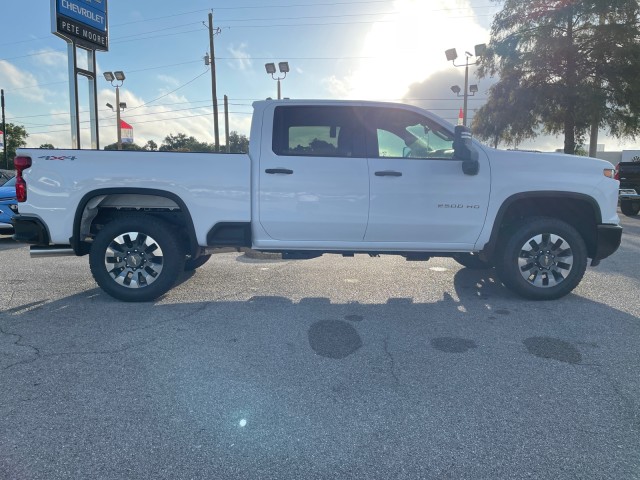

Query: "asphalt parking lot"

xmin=1 ymin=214 xmax=639 ymax=479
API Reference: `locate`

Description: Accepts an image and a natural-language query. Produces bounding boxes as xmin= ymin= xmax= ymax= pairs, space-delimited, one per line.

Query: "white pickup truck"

xmin=12 ymin=99 xmax=622 ymax=301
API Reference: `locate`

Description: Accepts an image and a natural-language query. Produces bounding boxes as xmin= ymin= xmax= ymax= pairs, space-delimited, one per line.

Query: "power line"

xmin=27 ymin=110 xmax=254 ymax=135
xmin=22 ymin=100 xmax=485 ymax=132
xmin=112 ymin=22 xmax=204 ymax=41
xmin=13 ymin=96 xmax=487 ymax=123
xmin=218 ymin=7 xmax=498 ymax=23
xmin=1 ymin=5 xmax=497 ymax=57
xmin=128 ymin=69 xmax=211 ymax=111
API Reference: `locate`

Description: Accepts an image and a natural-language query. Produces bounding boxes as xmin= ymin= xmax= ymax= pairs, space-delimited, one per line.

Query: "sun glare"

xmin=342 ymin=0 xmax=489 ymax=101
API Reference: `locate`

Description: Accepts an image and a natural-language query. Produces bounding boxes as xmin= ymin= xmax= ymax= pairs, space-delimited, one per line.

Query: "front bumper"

xmin=11 ymin=214 xmax=50 ymax=245
xmin=619 ymin=188 xmax=640 ymax=200
xmin=591 ymin=224 xmax=623 ymax=266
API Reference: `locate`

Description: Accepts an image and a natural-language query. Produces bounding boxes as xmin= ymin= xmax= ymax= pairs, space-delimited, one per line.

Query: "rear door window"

xmin=272 ymin=106 xmax=366 ymax=158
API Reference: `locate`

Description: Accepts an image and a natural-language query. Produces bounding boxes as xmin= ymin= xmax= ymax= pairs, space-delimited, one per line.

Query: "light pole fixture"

xmin=265 ymin=61 xmax=289 ymax=100
xmin=104 ymin=70 xmax=126 ymax=150
xmin=450 ymin=84 xmax=478 ymax=97
xmin=445 ymin=44 xmax=486 ymax=127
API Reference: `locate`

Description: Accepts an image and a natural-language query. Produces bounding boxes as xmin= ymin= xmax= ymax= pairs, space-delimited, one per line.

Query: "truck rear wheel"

xmin=620 ymin=200 xmax=640 ymax=217
xmin=89 ymin=215 xmax=185 ymax=302
xmin=495 ymin=217 xmax=587 ymax=300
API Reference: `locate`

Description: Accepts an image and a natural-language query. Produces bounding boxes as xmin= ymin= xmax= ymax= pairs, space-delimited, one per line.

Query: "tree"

xmin=472 ymin=71 xmax=538 ymax=148
xmin=103 ymin=142 xmax=144 ymax=151
xmin=2 ymin=123 xmax=28 ymax=169
xmin=226 ymin=131 xmax=249 ymax=153
xmin=39 ymin=143 xmax=55 ymax=149
xmin=159 ymin=133 xmax=212 ymax=152
xmin=144 ymin=140 xmax=158 ymax=151
xmin=474 ymin=0 xmax=640 ymax=154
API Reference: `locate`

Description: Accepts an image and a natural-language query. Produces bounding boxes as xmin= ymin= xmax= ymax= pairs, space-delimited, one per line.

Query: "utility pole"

xmin=589 ymin=13 xmax=605 ymax=158
xmin=224 ymin=95 xmax=230 ymax=153
xmin=115 ymin=84 xmax=122 ymax=150
xmin=1 ymin=89 xmax=7 ymax=169
xmin=208 ymin=12 xmax=220 ymax=152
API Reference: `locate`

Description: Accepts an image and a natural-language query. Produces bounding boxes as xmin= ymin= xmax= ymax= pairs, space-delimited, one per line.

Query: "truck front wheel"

xmin=184 ymin=254 xmax=211 ymax=271
xmin=452 ymin=252 xmax=492 ymax=269
xmin=620 ymin=200 xmax=640 ymax=217
xmin=89 ymin=215 xmax=185 ymax=302
xmin=495 ymin=217 xmax=587 ymax=300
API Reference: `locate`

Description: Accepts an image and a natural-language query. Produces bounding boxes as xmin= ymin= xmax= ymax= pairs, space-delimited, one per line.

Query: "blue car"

xmin=0 ymin=176 xmax=17 ymax=235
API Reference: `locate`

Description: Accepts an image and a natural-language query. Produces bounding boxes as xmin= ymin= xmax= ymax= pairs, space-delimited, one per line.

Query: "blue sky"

xmin=4 ymin=0 xmax=629 ymax=153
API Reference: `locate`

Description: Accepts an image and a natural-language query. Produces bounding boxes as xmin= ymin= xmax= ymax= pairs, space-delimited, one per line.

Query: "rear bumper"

xmin=591 ymin=224 xmax=623 ymax=266
xmin=11 ymin=214 xmax=50 ymax=245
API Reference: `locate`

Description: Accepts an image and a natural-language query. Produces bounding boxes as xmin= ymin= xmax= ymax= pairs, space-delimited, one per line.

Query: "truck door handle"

xmin=265 ymin=168 xmax=294 ymax=175
xmin=375 ymin=170 xmax=402 ymax=177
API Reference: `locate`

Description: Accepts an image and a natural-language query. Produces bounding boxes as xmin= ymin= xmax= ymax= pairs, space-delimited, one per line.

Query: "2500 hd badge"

xmin=438 ymin=203 xmax=480 ymax=209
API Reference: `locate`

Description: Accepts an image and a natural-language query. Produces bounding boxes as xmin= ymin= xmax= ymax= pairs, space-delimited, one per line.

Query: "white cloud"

xmin=92 ymin=88 xmax=217 ymax=148
xmin=0 ymin=61 xmax=46 ymax=102
xmin=227 ymin=43 xmax=253 ymax=71
xmin=31 ymin=48 xmax=67 ymax=69
xmin=157 ymin=74 xmax=181 ymax=88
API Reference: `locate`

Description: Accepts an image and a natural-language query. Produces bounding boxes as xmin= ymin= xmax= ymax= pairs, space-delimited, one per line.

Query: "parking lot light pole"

xmin=449 ymin=83 xmax=479 ymax=125
xmin=104 ymin=71 xmax=126 ymax=150
xmin=445 ymin=44 xmax=486 ymax=127
xmin=265 ymin=62 xmax=289 ymax=100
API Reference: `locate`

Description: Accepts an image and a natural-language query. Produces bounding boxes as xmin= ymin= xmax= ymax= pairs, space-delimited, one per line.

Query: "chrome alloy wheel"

xmin=104 ymin=232 xmax=164 ymax=288
xmin=517 ymin=233 xmax=573 ymax=288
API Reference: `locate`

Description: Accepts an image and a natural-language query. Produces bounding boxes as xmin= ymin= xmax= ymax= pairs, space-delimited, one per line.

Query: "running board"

xmin=30 ymin=245 xmax=76 ymax=257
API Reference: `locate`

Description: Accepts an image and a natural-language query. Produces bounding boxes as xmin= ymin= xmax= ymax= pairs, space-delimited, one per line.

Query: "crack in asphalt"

xmin=118 ymin=302 xmax=212 ymax=335
xmin=0 ymin=301 xmax=216 ymax=370
xmin=588 ymin=363 xmax=640 ymax=431
xmin=1 ymin=337 xmax=159 ymax=371
xmin=384 ymin=335 xmax=400 ymax=385
xmin=0 ymin=325 xmax=41 ymax=370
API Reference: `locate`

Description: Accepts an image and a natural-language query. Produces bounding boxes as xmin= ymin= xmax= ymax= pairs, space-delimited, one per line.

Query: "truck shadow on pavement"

xmin=1 ymin=266 xmax=637 ymax=371
xmin=2 ymin=265 xmax=639 ymax=480
xmin=0 ymin=236 xmax=23 ymax=252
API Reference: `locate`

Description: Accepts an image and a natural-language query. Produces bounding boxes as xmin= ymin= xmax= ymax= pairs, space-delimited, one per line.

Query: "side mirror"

xmin=453 ymin=126 xmax=479 ymax=176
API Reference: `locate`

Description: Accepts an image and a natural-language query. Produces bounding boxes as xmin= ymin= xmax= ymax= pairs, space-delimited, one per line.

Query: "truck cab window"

xmin=287 ymin=126 xmax=339 ymax=156
xmin=370 ymin=109 xmax=455 ymax=159
xmin=272 ymin=106 xmax=365 ymax=157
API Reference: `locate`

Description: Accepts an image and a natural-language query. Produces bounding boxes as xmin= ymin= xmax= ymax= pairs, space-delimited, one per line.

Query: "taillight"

xmin=15 ymin=177 xmax=27 ymax=202
xmin=614 ymin=163 xmax=620 ymax=181
xmin=14 ymin=156 xmax=32 ymax=203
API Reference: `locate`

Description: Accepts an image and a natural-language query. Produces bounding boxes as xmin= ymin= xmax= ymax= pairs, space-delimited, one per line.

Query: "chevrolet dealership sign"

xmin=52 ymin=0 xmax=108 ymax=51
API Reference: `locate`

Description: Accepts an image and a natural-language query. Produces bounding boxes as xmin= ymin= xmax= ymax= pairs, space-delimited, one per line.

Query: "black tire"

xmin=452 ymin=252 xmax=492 ymax=269
xmin=495 ymin=217 xmax=587 ymax=300
xmin=184 ymin=254 xmax=211 ymax=271
xmin=89 ymin=214 xmax=185 ymax=302
xmin=620 ymin=200 xmax=640 ymax=217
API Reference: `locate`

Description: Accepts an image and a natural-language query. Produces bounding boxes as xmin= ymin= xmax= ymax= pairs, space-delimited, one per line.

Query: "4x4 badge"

xmin=38 ymin=156 xmax=77 ymax=161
